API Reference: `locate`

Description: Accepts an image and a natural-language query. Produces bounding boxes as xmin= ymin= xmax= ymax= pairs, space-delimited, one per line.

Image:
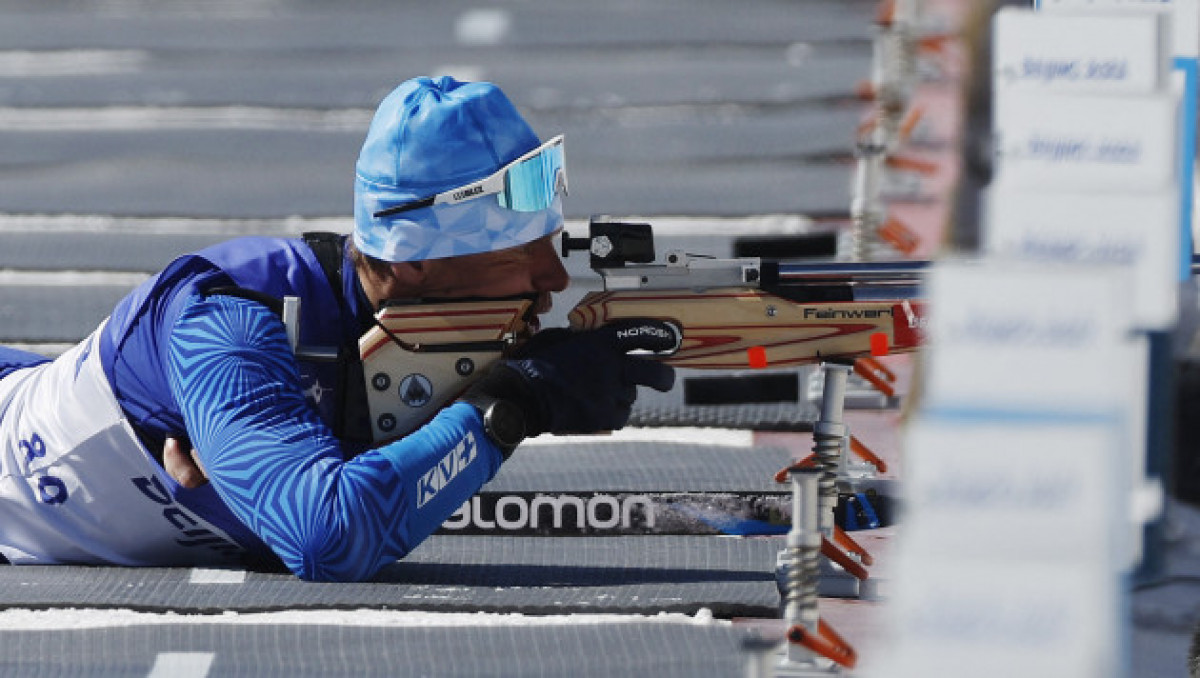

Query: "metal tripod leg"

xmin=770 ymin=363 xmax=864 ymax=676
xmin=775 ymin=467 xmax=858 ymax=676
xmin=812 ymin=363 xmax=871 ymax=598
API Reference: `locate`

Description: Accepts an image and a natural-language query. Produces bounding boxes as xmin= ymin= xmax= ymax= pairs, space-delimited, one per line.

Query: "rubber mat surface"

xmin=0 ymin=621 xmax=758 ymax=678
xmin=0 ymin=535 xmax=784 ymax=617
xmin=489 ymin=439 xmax=791 ymax=492
xmin=630 ymin=368 xmax=821 ymax=430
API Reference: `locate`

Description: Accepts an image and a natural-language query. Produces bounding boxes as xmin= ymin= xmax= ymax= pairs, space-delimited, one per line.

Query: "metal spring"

xmin=886 ymin=26 xmax=914 ymax=110
xmin=812 ymin=429 xmax=841 ymax=504
xmin=849 ymin=135 xmax=885 ymax=262
xmin=877 ymin=35 xmax=907 ymax=119
xmin=784 ymin=543 xmax=820 ymax=619
xmin=849 ymin=210 xmax=880 ymax=262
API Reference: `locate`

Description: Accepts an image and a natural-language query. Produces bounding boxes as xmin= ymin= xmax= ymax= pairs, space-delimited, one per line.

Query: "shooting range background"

xmin=0 ymin=1 xmax=1196 ymax=676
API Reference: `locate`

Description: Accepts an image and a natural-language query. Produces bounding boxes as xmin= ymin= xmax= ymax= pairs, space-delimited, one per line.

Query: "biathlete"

xmin=0 ymin=76 xmax=674 ymax=581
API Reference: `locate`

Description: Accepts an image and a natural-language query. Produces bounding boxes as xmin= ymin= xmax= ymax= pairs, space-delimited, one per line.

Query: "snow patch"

xmin=0 ymin=607 xmax=727 ymax=630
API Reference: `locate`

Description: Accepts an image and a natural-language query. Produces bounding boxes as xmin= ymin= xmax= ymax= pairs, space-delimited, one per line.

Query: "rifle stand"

xmin=847 ymin=125 xmax=887 ymax=262
xmin=774 ymin=468 xmax=858 ymax=675
xmin=777 ymin=362 xmax=877 ymax=602
xmin=805 ymin=360 xmax=898 ymax=411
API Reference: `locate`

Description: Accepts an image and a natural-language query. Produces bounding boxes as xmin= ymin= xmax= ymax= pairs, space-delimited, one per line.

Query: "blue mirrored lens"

xmin=499 ymin=144 xmax=565 ymax=212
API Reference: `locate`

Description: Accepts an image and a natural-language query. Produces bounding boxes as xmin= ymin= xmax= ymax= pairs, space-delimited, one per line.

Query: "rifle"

xmin=563 ymin=218 xmax=926 ymax=369
xmin=356 ymin=217 xmax=927 ymax=444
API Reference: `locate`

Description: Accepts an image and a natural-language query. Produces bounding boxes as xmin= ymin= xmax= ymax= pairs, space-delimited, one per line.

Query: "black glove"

xmin=464 ymin=318 xmax=678 ymax=437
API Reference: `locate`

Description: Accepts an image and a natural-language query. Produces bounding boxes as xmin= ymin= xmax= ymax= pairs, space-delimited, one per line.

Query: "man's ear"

xmin=389 ymin=261 xmax=427 ymax=288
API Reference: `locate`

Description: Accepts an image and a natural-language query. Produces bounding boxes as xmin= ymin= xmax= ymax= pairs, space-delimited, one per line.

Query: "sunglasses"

xmin=373 ymin=135 xmax=567 ymax=218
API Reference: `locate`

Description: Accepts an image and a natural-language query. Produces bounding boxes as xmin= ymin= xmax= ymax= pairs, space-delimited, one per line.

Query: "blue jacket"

xmin=96 ymin=236 xmax=503 ymax=581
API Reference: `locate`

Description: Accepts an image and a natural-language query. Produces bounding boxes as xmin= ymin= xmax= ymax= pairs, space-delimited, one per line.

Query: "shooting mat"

xmin=0 ymin=440 xmax=792 ymax=617
xmin=0 ymin=618 xmax=761 ymax=678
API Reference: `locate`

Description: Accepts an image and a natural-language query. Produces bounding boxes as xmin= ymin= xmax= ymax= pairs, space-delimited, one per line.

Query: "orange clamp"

xmin=899 ymin=104 xmax=925 ymax=144
xmin=859 ymin=355 xmax=896 ymax=382
xmin=849 ymin=435 xmax=888 ymax=474
xmin=886 ymin=154 xmax=939 ymax=176
xmin=919 ymin=34 xmax=952 ymax=55
xmin=879 ymin=217 xmax=919 ymax=255
xmin=787 ymin=620 xmax=859 ymax=669
xmin=833 ymin=524 xmax=874 ymax=566
xmin=821 ymin=536 xmax=870 ymax=581
xmin=853 ymin=359 xmax=896 ymax=398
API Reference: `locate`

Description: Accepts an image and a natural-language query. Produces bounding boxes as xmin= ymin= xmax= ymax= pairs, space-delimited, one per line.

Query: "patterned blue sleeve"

xmin=166 ymin=294 xmax=503 ymax=581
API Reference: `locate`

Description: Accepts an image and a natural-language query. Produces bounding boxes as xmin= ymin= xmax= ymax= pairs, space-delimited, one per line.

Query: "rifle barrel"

xmin=770 ymin=260 xmax=928 ymax=284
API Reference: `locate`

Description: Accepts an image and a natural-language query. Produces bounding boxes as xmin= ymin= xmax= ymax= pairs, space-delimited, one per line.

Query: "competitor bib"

xmin=0 ymin=326 xmax=245 ymax=566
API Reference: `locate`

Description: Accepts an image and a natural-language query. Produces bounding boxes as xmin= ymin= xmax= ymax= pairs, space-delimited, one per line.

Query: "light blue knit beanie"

xmin=353 ymin=76 xmax=563 ymax=262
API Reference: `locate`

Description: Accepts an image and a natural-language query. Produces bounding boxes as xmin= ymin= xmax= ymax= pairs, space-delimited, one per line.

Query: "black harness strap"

xmin=302 ymin=231 xmax=348 ymax=316
xmin=203 ymin=232 xmax=348 ymax=325
xmin=300 ymin=232 xmax=373 ymax=443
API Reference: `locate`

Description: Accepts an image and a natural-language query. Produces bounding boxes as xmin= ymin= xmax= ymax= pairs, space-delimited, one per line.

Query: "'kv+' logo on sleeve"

xmin=416 ymin=432 xmax=478 ymax=508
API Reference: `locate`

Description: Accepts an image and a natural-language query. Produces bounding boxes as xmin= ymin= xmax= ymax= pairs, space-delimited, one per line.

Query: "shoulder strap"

xmin=201 ymin=233 xmax=346 ymax=317
xmin=302 ymin=231 xmax=373 ymax=443
xmin=302 ymin=231 xmax=347 ymax=312
xmin=203 ymin=233 xmax=349 ymax=327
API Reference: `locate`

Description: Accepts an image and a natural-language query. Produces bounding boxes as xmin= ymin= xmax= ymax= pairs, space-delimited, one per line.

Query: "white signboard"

xmin=995 ymin=9 xmax=1169 ymax=94
xmin=994 ymin=92 xmax=1179 ymax=191
xmin=1038 ymin=0 xmax=1199 ymax=59
xmin=901 ymin=420 xmax=1125 ymax=564
xmin=921 ymin=260 xmax=1143 ymax=416
xmin=882 ymin=559 xmax=1121 ymax=678
xmin=882 ymin=418 xmax=1126 ymax=677
xmin=984 ymin=185 xmax=1180 ymax=329
xmin=1036 ymin=0 xmax=1200 ymax=272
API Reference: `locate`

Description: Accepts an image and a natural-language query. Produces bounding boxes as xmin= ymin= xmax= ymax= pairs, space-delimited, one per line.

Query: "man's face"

xmin=415 ymin=233 xmax=569 ymax=318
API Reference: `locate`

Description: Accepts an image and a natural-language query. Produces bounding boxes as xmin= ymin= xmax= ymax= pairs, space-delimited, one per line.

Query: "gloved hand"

xmin=464 ymin=318 xmax=678 ymax=436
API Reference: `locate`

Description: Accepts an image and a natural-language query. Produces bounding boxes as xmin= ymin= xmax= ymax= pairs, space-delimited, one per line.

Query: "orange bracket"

xmin=898 ymin=104 xmax=925 ymax=144
xmin=857 ymin=105 xmax=926 ymax=146
xmin=849 ymin=435 xmax=888 ymax=474
xmin=821 ymin=536 xmax=869 ymax=581
xmin=919 ymin=34 xmax=952 ymax=55
xmin=886 ymin=153 xmax=939 ymax=176
xmin=879 ymin=217 xmax=919 ymax=255
xmin=853 ymin=359 xmax=896 ymax=398
xmin=787 ymin=620 xmax=859 ymax=669
xmin=833 ymin=524 xmax=874 ymax=566
xmin=859 ymin=355 xmax=896 ymax=382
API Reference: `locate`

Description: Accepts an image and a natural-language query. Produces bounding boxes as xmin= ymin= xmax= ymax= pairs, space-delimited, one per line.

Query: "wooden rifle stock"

xmin=568 ymin=288 xmax=923 ymax=369
xmin=358 ymin=299 xmax=532 ymax=443
xmin=562 ymin=218 xmax=927 ymax=369
xmin=354 ymin=219 xmax=928 ymax=444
